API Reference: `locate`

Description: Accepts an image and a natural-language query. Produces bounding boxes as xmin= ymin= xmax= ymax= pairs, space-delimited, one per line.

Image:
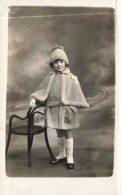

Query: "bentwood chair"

xmin=6 ymin=104 xmax=54 ymax=167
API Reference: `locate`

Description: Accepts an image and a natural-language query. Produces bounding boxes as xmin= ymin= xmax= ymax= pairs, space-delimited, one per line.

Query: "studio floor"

xmin=6 ymin=145 xmax=113 ymax=177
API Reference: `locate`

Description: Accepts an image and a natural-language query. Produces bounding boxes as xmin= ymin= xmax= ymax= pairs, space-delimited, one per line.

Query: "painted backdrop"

xmin=6 ymin=7 xmax=115 ymax=177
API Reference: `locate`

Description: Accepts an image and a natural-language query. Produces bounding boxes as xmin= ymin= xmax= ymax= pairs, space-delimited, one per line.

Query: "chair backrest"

xmin=28 ymin=104 xmax=45 ymax=128
xmin=29 ymin=104 xmax=45 ymax=116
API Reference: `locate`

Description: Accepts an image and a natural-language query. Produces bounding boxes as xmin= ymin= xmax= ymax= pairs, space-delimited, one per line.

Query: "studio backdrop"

xmin=6 ymin=6 xmax=115 ymax=177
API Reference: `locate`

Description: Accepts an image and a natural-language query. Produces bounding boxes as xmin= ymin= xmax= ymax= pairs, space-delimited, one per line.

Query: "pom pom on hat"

xmin=50 ymin=44 xmax=69 ymax=64
xmin=51 ymin=44 xmax=64 ymax=52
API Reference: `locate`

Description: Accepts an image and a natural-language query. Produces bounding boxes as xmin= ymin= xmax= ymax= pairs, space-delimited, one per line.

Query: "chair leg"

xmin=27 ymin=135 xmax=32 ymax=167
xmin=44 ymin=128 xmax=54 ymax=159
xmin=30 ymin=135 xmax=34 ymax=148
xmin=27 ymin=135 xmax=33 ymax=152
xmin=6 ymin=130 xmax=12 ymax=155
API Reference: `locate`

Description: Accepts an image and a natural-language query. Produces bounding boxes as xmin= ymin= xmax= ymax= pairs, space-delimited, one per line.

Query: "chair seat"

xmin=11 ymin=125 xmax=44 ymax=135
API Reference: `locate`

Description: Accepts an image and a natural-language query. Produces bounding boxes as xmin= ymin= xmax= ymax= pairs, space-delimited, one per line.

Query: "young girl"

xmin=30 ymin=45 xmax=89 ymax=169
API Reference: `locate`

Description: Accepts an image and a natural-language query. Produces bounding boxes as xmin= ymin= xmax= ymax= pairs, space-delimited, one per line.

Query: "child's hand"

xmin=30 ymin=99 xmax=36 ymax=107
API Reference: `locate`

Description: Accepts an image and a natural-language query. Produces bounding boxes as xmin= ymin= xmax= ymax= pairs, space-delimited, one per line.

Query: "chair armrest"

xmin=9 ymin=108 xmax=32 ymax=130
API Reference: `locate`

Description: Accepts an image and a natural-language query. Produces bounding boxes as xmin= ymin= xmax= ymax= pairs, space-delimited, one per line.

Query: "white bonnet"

xmin=50 ymin=44 xmax=69 ymax=64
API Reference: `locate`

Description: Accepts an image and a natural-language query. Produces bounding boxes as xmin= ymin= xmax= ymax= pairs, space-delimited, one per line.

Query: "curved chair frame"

xmin=6 ymin=104 xmax=54 ymax=167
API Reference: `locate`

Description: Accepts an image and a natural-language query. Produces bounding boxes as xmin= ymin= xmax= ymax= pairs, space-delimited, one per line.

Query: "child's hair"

xmin=49 ymin=60 xmax=69 ymax=69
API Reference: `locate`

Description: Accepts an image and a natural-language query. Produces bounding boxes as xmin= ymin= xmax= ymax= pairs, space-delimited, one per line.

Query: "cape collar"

xmin=49 ymin=67 xmax=70 ymax=75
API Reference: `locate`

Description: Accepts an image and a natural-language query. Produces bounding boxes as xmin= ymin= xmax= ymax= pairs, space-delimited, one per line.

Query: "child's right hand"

xmin=30 ymin=98 xmax=36 ymax=107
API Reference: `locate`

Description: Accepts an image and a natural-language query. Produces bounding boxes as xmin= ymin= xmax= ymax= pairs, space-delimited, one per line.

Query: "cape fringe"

xmin=61 ymin=74 xmax=89 ymax=107
xmin=30 ymin=71 xmax=89 ymax=108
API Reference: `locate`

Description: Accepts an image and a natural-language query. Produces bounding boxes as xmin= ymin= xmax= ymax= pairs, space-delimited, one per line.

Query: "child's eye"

xmin=59 ymin=60 xmax=63 ymax=63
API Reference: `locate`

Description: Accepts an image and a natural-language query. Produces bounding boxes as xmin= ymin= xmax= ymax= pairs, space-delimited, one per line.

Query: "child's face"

xmin=53 ymin=59 xmax=66 ymax=72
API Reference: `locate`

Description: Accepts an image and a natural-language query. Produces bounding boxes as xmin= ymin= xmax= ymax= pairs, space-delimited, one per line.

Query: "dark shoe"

xmin=67 ymin=163 xmax=74 ymax=169
xmin=50 ymin=157 xmax=67 ymax=165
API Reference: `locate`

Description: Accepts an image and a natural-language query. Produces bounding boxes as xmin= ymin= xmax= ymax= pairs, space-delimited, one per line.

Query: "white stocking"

xmin=66 ymin=138 xmax=74 ymax=163
xmin=56 ymin=137 xmax=66 ymax=159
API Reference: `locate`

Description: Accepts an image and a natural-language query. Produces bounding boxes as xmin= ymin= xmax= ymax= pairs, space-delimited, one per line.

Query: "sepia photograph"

xmin=5 ymin=6 xmax=115 ymax=178
xmin=2 ymin=0 xmax=122 ymax=194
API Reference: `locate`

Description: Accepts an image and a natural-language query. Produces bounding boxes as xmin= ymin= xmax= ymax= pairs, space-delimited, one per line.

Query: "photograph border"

xmin=0 ymin=0 xmax=122 ymax=195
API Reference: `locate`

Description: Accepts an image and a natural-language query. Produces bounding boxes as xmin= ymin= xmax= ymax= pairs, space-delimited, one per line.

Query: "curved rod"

xmin=30 ymin=104 xmax=45 ymax=115
xmin=30 ymin=111 xmax=45 ymax=126
xmin=10 ymin=108 xmax=31 ymax=122
xmin=9 ymin=108 xmax=32 ymax=131
xmin=32 ymin=111 xmax=44 ymax=117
